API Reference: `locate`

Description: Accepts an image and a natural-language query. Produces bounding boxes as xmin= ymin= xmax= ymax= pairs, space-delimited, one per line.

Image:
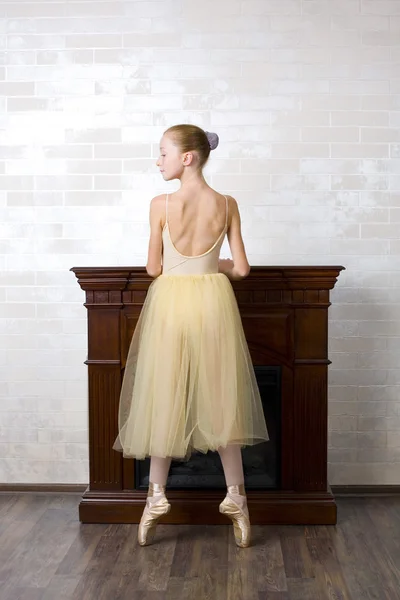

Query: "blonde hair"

xmin=164 ymin=124 xmax=217 ymax=169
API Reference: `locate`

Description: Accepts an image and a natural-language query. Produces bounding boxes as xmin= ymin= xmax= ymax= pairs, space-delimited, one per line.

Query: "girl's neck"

xmin=178 ymin=168 xmax=209 ymax=194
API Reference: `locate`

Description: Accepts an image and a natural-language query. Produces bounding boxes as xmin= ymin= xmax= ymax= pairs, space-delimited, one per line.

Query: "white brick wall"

xmin=0 ymin=0 xmax=399 ymax=485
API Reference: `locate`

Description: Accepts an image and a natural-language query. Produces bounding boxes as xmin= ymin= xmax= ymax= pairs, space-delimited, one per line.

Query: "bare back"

xmin=146 ymin=189 xmax=250 ymax=280
xmin=164 ymin=192 xmax=228 ymax=257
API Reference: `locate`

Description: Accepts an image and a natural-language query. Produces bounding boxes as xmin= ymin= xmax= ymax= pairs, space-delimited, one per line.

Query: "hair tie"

xmin=205 ymin=131 xmax=219 ymax=151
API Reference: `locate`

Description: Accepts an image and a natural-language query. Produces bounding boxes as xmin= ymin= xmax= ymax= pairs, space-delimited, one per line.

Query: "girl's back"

xmin=165 ymin=192 xmax=228 ymax=257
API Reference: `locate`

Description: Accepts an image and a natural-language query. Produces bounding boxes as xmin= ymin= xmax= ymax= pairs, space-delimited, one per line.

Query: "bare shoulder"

xmin=150 ymin=194 xmax=166 ymax=208
xmin=223 ymin=194 xmax=239 ymax=223
xmin=223 ymin=194 xmax=238 ymax=208
xmin=148 ymin=194 xmax=166 ymax=228
xmin=150 ymin=194 xmax=167 ymax=216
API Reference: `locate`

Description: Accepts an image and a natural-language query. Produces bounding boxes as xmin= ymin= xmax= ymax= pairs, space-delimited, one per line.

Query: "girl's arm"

xmin=220 ymin=197 xmax=250 ymax=280
xmin=146 ymin=196 xmax=163 ymax=278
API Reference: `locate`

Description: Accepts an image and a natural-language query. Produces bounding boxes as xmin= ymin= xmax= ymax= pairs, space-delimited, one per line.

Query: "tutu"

xmin=113 ymin=273 xmax=269 ymax=460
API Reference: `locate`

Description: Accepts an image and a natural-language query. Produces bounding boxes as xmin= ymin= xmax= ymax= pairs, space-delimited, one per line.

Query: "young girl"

xmin=113 ymin=124 xmax=268 ymax=548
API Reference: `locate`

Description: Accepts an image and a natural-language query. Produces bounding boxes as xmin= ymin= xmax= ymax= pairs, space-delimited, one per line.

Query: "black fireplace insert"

xmin=135 ymin=366 xmax=281 ymax=490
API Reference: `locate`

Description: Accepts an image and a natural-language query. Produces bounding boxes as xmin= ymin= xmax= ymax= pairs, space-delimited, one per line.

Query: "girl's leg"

xmin=218 ymin=444 xmax=251 ymax=548
xmin=217 ymin=444 xmax=247 ymax=511
xmin=146 ymin=456 xmax=172 ymax=505
xmin=217 ymin=444 xmax=244 ymax=486
xmin=149 ymin=456 xmax=172 ymax=487
xmin=138 ymin=456 xmax=172 ymax=546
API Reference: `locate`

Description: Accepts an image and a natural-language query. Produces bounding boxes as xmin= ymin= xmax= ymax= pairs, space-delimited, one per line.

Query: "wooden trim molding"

xmin=2 ymin=485 xmax=399 ymax=497
xmin=331 ymin=485 xmax=400 ymax=496
xmin=0 ymin=484 xmax=87 ymax=493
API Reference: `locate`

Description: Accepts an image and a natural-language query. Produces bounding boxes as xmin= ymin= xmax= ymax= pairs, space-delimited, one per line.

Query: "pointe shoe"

xmin=138 ymin=483 xmax=171 ymax=546
xmin=219 ymin=484 xmax=251 ymax=548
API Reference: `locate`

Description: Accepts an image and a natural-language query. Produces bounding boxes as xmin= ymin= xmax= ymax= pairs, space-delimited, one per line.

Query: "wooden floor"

xmin=0 ymin=494 xmax=399 ymax=600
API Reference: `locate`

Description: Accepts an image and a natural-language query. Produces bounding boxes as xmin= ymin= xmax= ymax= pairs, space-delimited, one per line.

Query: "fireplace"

xmin=135 ymin=365 xmax=281 ymax=490
xmin=71 ymin=265 xmax=344 ymax=525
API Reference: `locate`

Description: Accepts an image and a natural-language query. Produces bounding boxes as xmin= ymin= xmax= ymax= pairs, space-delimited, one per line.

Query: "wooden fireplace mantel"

xmin=71 ymin=265 xmax=344 ymax=525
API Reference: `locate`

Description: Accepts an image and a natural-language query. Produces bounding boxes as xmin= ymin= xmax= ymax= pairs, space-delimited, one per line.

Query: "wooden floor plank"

xmin=366 ymin=497 xmax=400 ymax=574
xmin=0 ymin=494 xmax=49 ymax=525
xmin=166 ymin=576 xmax=201 ymax=600
xmin=71 ymin=524 xmax=133 ymax=600
xmin=286 ymin=577 xmax=326 ymax=600
xmin=0 ymin=507 xmax=79 ymax=590
xmin=227 ymin=527 xmax=263 ymax=600
xmin=170 ymin=525 xmax=198 ymax=577
xmin=56 ymin=523 xmax=108 ymax=576
xmin=0 ymin=586 xmax=44 ymax=600
xmin=198 ymin=525 xmax=228 ymax=600
xmin=41 ymin=575 xmax=80 ymax=600
xmin=306 ymin=531 xmax=352 ymax=600
xmin=280 ymin=526 xmax=314 ymax=579
xmin=136 ymin=525 xmax=177 ymax=592
xmin=0 ymin=519 xmax=39 ymax=565
xmin=0 ymin=494 xmax=21 ymax=519
xmin=92 ymin=524 xmax=141 ymax=599
xmin=333 ymin=498 xmax=400 ymax=600
xmin=258 ymin=593 xmax=289 ymax=600
xmin=252 ymin=526 xmax=287 ymax=593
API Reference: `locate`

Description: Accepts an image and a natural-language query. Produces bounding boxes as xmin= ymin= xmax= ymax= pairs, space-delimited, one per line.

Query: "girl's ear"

xmin=183 ymin=152 xmax=194 ymax=166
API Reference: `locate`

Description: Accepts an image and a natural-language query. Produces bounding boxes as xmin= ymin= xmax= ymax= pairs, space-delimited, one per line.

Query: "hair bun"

xmin=205 ymin=131 xmax=219 ymax=150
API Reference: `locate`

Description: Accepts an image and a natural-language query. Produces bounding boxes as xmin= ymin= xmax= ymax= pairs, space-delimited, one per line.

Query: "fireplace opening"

xmin=135 ymin=366 xmax=281 ymax=490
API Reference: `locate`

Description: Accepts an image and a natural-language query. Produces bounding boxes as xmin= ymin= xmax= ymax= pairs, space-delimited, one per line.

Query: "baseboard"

xmin=0 ymin=484 xmax=87 ymax=494
xmin=1 ymin=484 xmax=399 ymax=497
xmin=332 ymin=485 xmax=400 ymax=496
xmin=78 ymin=489 xmax=337 ymax=525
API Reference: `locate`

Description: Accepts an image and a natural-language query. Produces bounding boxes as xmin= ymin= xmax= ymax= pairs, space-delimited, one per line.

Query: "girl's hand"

xmin=218 ymin=258 xmax=234 ymax=274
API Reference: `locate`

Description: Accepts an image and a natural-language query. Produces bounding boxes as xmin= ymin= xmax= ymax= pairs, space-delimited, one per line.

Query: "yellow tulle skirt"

xmin=113 ymin=273 xmax=269 ymax=460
